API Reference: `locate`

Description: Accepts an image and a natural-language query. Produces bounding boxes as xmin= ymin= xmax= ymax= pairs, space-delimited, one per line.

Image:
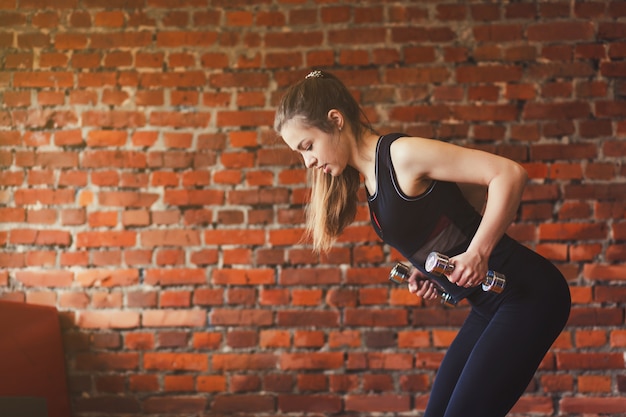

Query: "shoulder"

xmin=389 ymin=136 xmax=436 ymax=164
xmin=388 ymin=136 xmax=470 ymax=181
xmin=386 ymin=136 xmax=434 ymax=181
xmin=387 ymin=136 xmax=439 ymax=195
xmin=390 ymin=135 xmax=474 ymax=163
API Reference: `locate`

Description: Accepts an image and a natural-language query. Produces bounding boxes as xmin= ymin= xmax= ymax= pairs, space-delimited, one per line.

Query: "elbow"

xmin=516 ymin=162 xmax=528 ymax=182
xmin=511 ymin=162 xmax=528 ymax=190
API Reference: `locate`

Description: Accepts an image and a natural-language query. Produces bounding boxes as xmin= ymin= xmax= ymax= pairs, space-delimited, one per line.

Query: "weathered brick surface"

xmin=1 ymin=1 xmax=625 ymax=416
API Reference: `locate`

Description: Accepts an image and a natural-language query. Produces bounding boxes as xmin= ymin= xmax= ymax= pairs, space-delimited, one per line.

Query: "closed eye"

xmin=296 ymin=139 xmax=312 ymax=152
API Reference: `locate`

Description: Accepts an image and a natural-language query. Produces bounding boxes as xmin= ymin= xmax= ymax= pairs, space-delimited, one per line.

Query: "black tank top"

xmin=366 ymin=133 xmax=484 ymax=302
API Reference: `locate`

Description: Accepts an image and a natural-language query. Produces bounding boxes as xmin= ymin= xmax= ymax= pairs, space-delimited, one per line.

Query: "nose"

xmin=303 ymin=153 xmax=317 ymax=169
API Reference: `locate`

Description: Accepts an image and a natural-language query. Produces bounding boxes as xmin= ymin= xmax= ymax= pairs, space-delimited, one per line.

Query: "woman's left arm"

xmin=458 ymin=158 xmax=527 ymax=286
xmin=391 ymin=137 xmax=528 ymax=287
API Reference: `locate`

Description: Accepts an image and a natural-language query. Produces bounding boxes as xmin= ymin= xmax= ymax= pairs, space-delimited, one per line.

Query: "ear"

xmin=327 ymin=109 xmax=344 ymax=131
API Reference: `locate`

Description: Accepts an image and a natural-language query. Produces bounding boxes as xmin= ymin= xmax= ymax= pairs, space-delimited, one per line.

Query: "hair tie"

xmin=306 ymin=70 xmax=323 ymax=79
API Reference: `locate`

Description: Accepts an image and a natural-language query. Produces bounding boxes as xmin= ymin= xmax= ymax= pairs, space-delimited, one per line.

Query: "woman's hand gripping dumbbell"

xmin=389 ymin=263 xmax=456 ymax=307
xmin=425 ymin=252 xmax=506 ymax=293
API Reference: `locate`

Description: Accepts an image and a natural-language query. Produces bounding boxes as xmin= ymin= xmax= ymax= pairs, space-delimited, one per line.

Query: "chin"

xmin=330 ymin=168 xmax=344 ymax=177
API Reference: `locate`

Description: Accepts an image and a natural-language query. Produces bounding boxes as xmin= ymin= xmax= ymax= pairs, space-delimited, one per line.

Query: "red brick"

xmin=75 ymin=231 xmax=136 ymax=248
xmin=527 ymin=22 xmax=595 ymax=41
xmin=578 ymin=375 xmax=612 ymax=393
xmin=210 ymin=308 xmax=272 ymax=326
xmin=530 ymin=143 xmax=597 ymax=161
xmin=278 ymin=394 xmax=341 ymax=413
xmin=144 ymin=353 xmax=207 ymax=372
xmin=539 ymin=222 xmax=608 ymax=241
xmin=229 ymin=374 xmax=260 ymax=393
xmin=216 ymin=110 xmax=274 ymax=127
xmin=560 ymin=397 xmax=626 ymax=415
xmin=611 ymin=330 xmax=626 ymax=347
xmin=77 ymin=311 xmax=139 ymax=329
xmin=291 ymin=288 xmax=321 ymax=306
xmin=568 ymin=307 xmax=623 ymax=326
xmin=584 ymin=162 xmax=616 ymax=180
xmin=280 ymin=352 xmax=343 ymax=370
xmin=457 ymin=65 xmax=522 ymax=83
xmin=54 ymin=130 xmax=83 ymax=146
xmin=469 ymin=82 xmax=499 ymax=99
xmin=345 ymin=394 xmax=411 ymax=412
xmin=452 ymin=104 xmax=518 ymax=121
xmin=344 ymin=308 xmax=407 ymax=327
xmin=549 ymin=162 xmax=583 ymax=180
xmin=14 ymin=188 xmax=75 ymax=205
xmin=474 ymin=24 xmax=523 ymax=42
xmin=510 ymin=396 xmax=554 ymax=414
xmin=258 ymin=289 xmax=287 ymax=307
xmin=152 ymin=112 xmax=210 ymax=129
xmin=564 ymin=183 xmax=626 ymax=200
xmin=225 ymin=10 xmax=253 ymax=26
xmin=15 ymin=270 xmax=73 ymax=287
xmin=387 ymin=67 xmax=450 ymax=85
xmin=142 ymin=309 xmax=206 ymax=327
xmin=575 ymin=329 xmax=607 ymax=348
xmin=286 ymin=331 xmax=320 ymax=349
xmin=73 ymin=397 xmax=140 ymax=414
xmin=294 ymin=375 xmax=324 ymax=394
xmin=256 ymin=10 xmax=285 ymax=26
xmin=541 ymin=374 xmax=574 ymax=392
xmin=320 ymin=5 xmax=350 ymax=23
xmin=164 ymin=189 xmax=223 ymax=206
xmin=392 ymin=26 xmax=455 ymax=43
xmin=258 ymin=329 xmax=289 ymax=348
xmin=143 ymin=396 xmax=207 ymax=414
xmin=583 ymin=263 xmax=626 ymax=281
xmin=570 ymin=243 xmax=602 ymax=261
xmin=279 ymin=267 xmax=341 ymax=286
xmin=275 ymin=309 xmax=338 ymax=326
xmin=326 ymin=375 xmax=356 ymax=395
xmin=129 ymin=374 xmax=159 ymax=392
xmin=125 ymin=333 xmax=154 ymax=350
xmin=75 ymin=352 xmax=139 ymax=371
xmin=606 ymin=243 xmax=626 ymax=262
xmin=211 ymin=394 xmax=274 ymax=413
xmin=213 ymin=353 xmax=277 ymax=371
xmin=603 ymin=139 xmax=626 ymax=157
xmin=195 ymin=375 xmax=225 ymax=392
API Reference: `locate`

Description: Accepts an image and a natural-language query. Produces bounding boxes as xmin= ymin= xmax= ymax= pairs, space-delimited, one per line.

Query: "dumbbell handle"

xmin=389 ymin=263 xmax=456 ymax=307
xmin=425 ymin=252 xmax=506 ymax=294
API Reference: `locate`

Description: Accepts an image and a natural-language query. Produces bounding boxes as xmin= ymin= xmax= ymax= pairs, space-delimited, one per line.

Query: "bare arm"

xmin=390 ymin=137 xmax=528 ymax=287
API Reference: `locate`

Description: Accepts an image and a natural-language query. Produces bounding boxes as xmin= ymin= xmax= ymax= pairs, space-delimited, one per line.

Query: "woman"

xmin=274 ymin=70 xmax=571 ymax=417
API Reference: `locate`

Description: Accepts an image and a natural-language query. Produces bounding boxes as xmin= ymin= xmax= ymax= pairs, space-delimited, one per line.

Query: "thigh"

xmin=428 ymin=240 xmax=571 ymax=417
xmin=443 ymin=296 xmax=569 ymax=417
xmin=423 ymin=310 xmax=489 ymax=417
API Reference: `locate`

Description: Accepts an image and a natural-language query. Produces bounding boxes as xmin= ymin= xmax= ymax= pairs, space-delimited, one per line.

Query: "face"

xmin=280 ymin=117 xmax=348 ymax=177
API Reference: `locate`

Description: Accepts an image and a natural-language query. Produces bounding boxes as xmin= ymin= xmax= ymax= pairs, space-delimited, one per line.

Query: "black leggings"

xmin=424 ymin=239 xmax=571 ymax=417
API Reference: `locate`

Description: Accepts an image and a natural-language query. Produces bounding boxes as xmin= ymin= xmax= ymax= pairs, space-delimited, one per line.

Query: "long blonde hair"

xmin=274 ymin=71 xmax=374 ymax=252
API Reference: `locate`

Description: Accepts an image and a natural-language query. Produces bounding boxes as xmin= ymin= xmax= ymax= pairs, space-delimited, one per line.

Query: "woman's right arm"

xmin=407 ymin=269 xmax=439 ymax=301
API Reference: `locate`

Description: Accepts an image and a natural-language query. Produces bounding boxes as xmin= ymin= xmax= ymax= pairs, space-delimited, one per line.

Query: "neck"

xmin=347 ymin=129 xmax=380 ymax=193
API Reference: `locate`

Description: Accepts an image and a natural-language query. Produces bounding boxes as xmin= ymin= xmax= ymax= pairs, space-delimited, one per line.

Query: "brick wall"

xmin=1 ymin=1 xmax=625 ymax=416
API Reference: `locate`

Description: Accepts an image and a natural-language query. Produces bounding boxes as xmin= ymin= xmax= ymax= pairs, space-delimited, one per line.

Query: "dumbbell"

xmin=389 ymin=263 xmax=456 ymax=307
xmin=425 ymin=252 xmax=506 ymax=294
